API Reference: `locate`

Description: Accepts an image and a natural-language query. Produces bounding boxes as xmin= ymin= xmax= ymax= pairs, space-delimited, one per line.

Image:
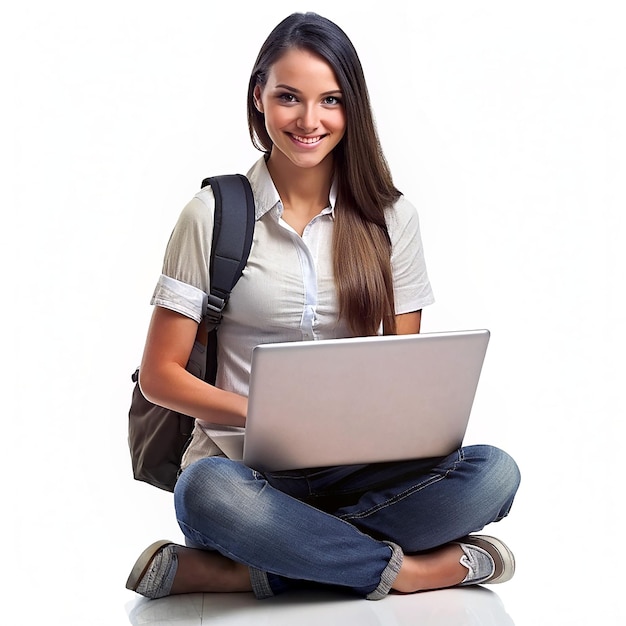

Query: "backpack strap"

xmin=200 ymin=174 xmax=255 ymax=385
xmin=201 ymin=174 xmax=255 ymax=330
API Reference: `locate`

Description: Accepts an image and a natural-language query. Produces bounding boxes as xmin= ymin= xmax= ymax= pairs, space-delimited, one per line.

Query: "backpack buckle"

xmin=205 ymin=293 xmax=227 ymax=327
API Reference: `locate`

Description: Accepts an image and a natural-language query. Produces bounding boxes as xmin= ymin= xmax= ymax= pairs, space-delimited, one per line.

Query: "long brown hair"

xmin=247 ymin=13 xmax=400 ymax=335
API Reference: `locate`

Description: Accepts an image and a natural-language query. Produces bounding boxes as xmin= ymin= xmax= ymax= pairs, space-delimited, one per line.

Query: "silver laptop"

xmin=242 ymin=329 xmax=490 ymax=472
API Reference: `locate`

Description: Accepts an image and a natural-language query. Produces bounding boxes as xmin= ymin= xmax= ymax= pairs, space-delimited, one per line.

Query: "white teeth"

xmin=293 ymin=135 xmax=321 ymax=144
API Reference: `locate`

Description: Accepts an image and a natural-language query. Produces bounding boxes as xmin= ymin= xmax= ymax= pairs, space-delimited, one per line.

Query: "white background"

xmin=2 ymin=1 xmax=624 ymax=624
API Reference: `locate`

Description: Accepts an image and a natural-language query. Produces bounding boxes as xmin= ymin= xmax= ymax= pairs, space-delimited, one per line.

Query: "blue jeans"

xmin=174 ymin=444 xmax=520 ymax=600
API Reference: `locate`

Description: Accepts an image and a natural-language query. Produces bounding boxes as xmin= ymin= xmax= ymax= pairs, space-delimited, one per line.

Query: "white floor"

xmin=125 ymin=587 xmax=514 ymax=625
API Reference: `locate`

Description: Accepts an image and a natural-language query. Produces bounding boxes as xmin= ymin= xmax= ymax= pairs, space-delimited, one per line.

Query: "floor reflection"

xmin=126 ymin=585 xmax=515 ymax=625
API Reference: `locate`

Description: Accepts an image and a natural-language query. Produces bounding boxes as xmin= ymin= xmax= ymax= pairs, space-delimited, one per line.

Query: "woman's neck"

xmin=266 ymin=151 xmax=334 ymax=218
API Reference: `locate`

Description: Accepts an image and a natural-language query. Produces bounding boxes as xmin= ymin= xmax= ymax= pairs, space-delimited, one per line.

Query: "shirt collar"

xmin=246 ymin=157 xmax=281 ymax=220
xmin=328 ymin=179 xmax=337 ymax=218
xmin=246 ymin=156 xmax=337 ymax=220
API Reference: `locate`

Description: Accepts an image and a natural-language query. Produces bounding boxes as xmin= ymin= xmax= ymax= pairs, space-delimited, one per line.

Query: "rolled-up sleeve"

xmin=149 ymin=190 xmax=216 ymax=322
xmin=151 ymin=274 xmax=207 ymax=323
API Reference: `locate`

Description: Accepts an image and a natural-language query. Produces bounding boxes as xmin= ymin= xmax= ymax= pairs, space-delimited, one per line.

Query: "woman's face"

xmin=254 ymin=48 xmax=346 ymax=171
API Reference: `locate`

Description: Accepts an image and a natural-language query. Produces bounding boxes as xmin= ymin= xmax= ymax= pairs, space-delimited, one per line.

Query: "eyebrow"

xmin=275 ymin=83 xmax=343 ymax=97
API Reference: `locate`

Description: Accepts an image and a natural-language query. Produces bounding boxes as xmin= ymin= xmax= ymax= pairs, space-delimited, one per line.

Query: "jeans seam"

xmin=341 ymin=450 xmax=464 ymax=522
xmin=265 ymin=471 xmax=316 ymax=498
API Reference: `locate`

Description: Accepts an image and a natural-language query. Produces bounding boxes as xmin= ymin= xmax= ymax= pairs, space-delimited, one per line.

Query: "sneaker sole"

xmin=125 ymin=539 xmax=175 ymax=591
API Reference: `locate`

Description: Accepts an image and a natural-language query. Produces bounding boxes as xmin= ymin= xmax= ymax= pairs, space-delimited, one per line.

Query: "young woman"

xmin=126 ymin=12 xmax=520 ymax=601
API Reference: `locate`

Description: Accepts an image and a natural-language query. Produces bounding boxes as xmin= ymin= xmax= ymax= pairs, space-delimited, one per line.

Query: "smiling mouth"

xmin=290 ymin=133 xmax=326 ymax=145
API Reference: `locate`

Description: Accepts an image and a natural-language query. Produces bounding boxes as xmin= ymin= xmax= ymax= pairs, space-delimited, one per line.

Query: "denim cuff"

xmin=366 ymin=541 xmax=404 ymax=601
xmin=249 ymin=567 xmax=274 ymax=599
xmin=251 ymin=542 xmax=404 ymax=601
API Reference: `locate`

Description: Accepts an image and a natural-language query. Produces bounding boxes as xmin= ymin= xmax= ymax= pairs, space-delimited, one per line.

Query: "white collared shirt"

xmin=150 ymin=157 xmax=434 ymax=462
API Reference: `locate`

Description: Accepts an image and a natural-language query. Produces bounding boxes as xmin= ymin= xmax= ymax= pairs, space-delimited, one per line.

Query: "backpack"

xmin=128 ymin=174 xmax=255 ymax=492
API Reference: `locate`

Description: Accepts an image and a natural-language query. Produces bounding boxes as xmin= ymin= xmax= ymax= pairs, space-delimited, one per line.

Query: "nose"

xmin=297 ymin=104 xmax=319 ymax=133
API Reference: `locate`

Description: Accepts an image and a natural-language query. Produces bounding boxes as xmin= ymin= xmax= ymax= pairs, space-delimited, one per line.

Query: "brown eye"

xmin=278 ymin=93 xmax=297 ymax=103
xmin=322 ymin=95 xmax=342 ymax=106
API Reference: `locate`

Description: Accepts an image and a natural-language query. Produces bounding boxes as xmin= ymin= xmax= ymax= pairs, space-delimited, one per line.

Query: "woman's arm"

xmin=138 ymin=306 xmax=248 ymax=427
xmin=395 ymin=310 xmax=422 ymax=335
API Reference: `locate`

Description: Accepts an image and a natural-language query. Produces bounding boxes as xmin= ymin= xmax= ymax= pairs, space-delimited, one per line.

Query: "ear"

xmin=253 ymin=85 xmax=264 ymax=113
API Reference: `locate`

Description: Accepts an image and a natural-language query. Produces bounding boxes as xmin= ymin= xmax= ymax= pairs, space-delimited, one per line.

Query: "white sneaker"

xmin=456 ymin=535 xmax=515 ymax=585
